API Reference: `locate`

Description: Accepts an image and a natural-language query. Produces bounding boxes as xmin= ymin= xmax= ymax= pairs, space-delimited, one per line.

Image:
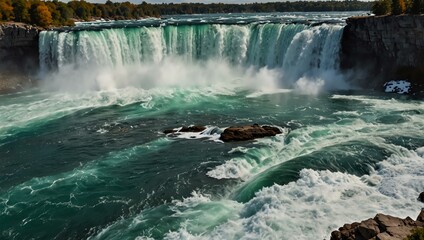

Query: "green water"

xmin=0 ymin=88 xmax=423 ymax=239
xmin=2 ymin=11 xmax=424 ymax=240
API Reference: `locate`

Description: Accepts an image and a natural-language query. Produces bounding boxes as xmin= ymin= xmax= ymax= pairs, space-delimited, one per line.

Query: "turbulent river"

xmin=1 ymin=12 xmax=423 ymax=240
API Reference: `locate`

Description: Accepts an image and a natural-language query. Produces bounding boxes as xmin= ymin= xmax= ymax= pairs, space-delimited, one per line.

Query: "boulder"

xmin=357 ymin=219 xmax=380 ymax=239
xmin=164 ymin=124 xmax=282 ymax=142
xmin=330 ymin=210 xmax=424 ymax=240
xmin=219 ymin=124 xmax=282 ymax=142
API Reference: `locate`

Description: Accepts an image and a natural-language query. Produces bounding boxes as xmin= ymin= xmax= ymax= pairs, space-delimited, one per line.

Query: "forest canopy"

xmin=372 ymin=0 xmax=424 ymax=15
xmin=0 ymin=0 xmax=373 ymax=27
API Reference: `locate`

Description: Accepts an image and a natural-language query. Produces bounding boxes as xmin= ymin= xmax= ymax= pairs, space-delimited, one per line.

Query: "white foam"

xmin=331 ymin=94 xmax=424 ymax=112
xmin=0 ymin=84 xmax=244 ymax=141
xmin=96 ymin=128 xmax=109 ymax=134
xmin=0 ymin=88 xmax=156 ymax=140
xmin=246 ymin=88 xmax=292 ymax=98
xmin=207 ymin=128 xmax=288 ymax=180
xmin=171 ymin=191 xmax=212 ymax=208
xmin=164 ymin=146 xmax=424 ymax=240
xmin=333 ymin=111 xmax=360 ymax=117
xmin=384 ymin=80 xmax=411 ymax=94
xmin=166 ymin=126 xmax=224 ymax=142
xmin=206 ymin=116 xmax=393 ymax=182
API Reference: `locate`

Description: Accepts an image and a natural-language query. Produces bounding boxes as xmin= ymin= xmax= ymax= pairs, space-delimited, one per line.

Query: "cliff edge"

xmin=0 ymin=23 xmax=41 ymax=93
xmin=341 ymin=15 xmax=424 ymax=93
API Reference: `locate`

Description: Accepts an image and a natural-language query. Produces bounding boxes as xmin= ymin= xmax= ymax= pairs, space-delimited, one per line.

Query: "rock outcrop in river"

xmin=164 ymin=124 xmax=282 ymax=142
xmin=219 ymin=124 xmax=282 ymax=142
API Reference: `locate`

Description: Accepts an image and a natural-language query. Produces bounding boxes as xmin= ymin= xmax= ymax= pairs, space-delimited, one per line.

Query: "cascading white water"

xmin=39 ymin=23 xmax=343 ymax=85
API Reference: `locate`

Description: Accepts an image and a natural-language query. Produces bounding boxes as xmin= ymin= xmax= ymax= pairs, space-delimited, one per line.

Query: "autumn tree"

xmin=0 ymin=0 xmax=14 ymax=21
xmin=30 ymin=2 xmax=52 ymax=27
xmin=392 ymin=0 xmax=406 ymax=14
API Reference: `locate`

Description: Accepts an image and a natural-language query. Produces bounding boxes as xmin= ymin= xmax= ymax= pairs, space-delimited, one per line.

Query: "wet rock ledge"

xmin=331 ymin=209 xmax=424 ymax=240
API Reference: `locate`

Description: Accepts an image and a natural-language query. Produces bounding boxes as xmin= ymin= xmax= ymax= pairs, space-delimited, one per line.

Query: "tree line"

xmin=372 ymin=0 xmax=424 ymax=15
xmin=0 ymin=0 xmax=373 ymax=28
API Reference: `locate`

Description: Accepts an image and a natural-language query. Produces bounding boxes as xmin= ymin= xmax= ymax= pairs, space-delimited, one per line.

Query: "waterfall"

xmin=39 ymin=23 xmax=344 ymax=89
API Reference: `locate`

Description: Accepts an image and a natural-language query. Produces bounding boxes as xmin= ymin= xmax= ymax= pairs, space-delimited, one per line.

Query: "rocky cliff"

xmin=0 ymin=23 xmax=41 ymax=93
xmin=341 ymin=15 xmax=424 ymax=91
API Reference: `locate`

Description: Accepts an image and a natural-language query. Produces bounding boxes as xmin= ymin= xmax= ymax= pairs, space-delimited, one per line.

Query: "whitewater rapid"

xmin=1 ymin=12 xmax=423 ymax=240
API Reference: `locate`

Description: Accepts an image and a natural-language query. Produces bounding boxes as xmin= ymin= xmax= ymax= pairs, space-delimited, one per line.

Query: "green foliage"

xmin=67 ymin=0 xmax=94 ymax=21
xmin=372 ymin=0 xmax=392 ymax=15
xmin=0 ymin=0 xmax=375 ymax=27
xmin=12 ymin=0 xmax=30 ymax=22
xmin=405 ymin=228 xmax=424 ymax=240
xmin=155 ymin=1 xmax=373 ymax=15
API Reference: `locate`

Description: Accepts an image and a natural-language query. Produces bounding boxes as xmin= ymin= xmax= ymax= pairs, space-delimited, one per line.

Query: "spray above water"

xmin=39 ymin=23 xmax=349 ymax=94
xmin=40 ymin=58 xmax=282 ymax=93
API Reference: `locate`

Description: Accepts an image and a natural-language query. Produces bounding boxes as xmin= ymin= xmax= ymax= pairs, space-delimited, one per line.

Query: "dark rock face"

xmin=0 ymin=23 xmax=40 ymax=48
xmin=419 ymin=192 xmax=424 ymax=203
xmin=341 ymin=15 xmax=424 ymax=90
xmin=219 ymin=124 xmax=281 ymax=142
xmin=0 ymin=23 xmax=41 ymax=93
xmin=330 ymin=210 xmax=424 ymax=240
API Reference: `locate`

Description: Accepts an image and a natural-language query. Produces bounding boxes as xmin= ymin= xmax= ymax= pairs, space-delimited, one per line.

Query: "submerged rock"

xmin=219 ymin=124 xmax=282 ymax=142
xmin=180 ymin=126 xmax=206 ymax=132
xmin=163 ymin=125 xmax=206 ymax=134
xmin=330 ymin=210 xmax=424 ymax=240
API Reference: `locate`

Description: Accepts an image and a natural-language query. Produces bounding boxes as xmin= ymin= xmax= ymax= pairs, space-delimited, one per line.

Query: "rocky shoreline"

xmin=331 ymin=210 xmax=424 ymax=240
xmin=331 ymin=193 xmax=424 ymax=240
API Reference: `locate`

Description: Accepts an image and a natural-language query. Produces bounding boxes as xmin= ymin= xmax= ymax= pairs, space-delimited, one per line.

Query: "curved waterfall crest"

xmin=39 ymin=23 xmax=344 ymax=89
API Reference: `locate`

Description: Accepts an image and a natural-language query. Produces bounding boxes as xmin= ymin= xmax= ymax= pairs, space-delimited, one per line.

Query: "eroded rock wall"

xmin=0 ymin=23 xmax=41 ymax=93
xmin=341 ymin=15 xmax=424 ymax=89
